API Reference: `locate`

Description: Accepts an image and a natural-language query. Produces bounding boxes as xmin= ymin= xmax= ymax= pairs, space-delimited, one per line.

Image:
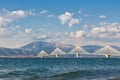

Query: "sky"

xmin=0 ymin=0 xmax=120 ymax=48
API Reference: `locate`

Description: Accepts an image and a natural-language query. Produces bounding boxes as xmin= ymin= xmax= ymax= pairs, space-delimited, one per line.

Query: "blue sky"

xmin=0 ymin=0 xmax=120 ymax=48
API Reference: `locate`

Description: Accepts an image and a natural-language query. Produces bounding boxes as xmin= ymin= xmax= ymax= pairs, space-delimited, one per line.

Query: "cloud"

xmin=0 ymin=16 xmax=4 ymax=24
xmin=99 ymin=15 xmax=107 ymax=19
xmin=61 ymin=22 xmax=120 ymax=46
xmin=89 ymin=22 xmax=120 ymax=39
xmin=11 ymin=10 xmax=26 ymax=17
xmin=33 ymin=35 xmax=49 ymax=40
xmin=90 ymin=27 xmax=106 ymax=34
xmin=32 ymin=33 xmax=50 ymax=41
xmin=32 ymin=29 xmax=51 ymax=41
xmin=36 ymin=35 xmax=48 ymax=39
xmin=69 ymin=30 xmax=85 ymax=38
xmin=32 ymin=22 xmax=120 ymax=47
xmin=58 ymin=12 xmax=73 ymax=24
xmin=68 ymin=18 xmax=79 ymax=27
xmin=16 ymin=25 xmax=21 ymax=29
xmin=25 ymin=28 xmax=32 ymax=34
xmin=0 ymin=9 xmax=35 ymax=37
xmin=0 ymin=9 xmax=34 ymax=27
xmin=40 ymin=10 xmax=48 ymax=14
xmin=0 ymin=27 xmax=6 ymax=33
xmin=58 ymin=12 xmax=79 ymax=27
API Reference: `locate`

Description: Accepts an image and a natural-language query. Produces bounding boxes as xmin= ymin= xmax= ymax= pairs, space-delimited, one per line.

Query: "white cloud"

xmin=40 ymin=10 xmax=48 ymax=14
xmin=58 ymin=12 xmax=73 ymax=24
xmin=58 ymin=12 xmax=79 ymax=27
xmin=64 ymin=32 xmax=68 ymax=35
xmin=90 ymin=27 xmax=106 ymax=34
xmin=9 ymin=10 xmax=34 ymax=21
xmin=0 ymin=16 xmax=4 ymax=24
xmin=75 ymin=30 xmax=85 ymax=38
xmin=68 ymin=18 xmax=79 ymax=27
xmin=0 ymin=9 xmax=35 ymax=37
xmin=11 ymin=10 xmax=26 ymax=17
xmin=16 ymin=25 xmax=21 ymax=29
xmin=33 ymin=34 xmax=50 ymax=41
xmin=69 ymin=32 xmax=74 ymax=37
xmin=69 ymin=30 xmax=85 ymax=38
xmin=99 ymin=15 xmax=107 ymax=19
xmin=25 ymin=28 xmax=32 ymax=34
xmin=35 ymin=35 xmax=49 ymax=39
xmin=0 ymin=27 xmax=6 ymax=33
xmin=89 ymin=22 xmax=120 ymax=39
xmin=0 ymin=9 xmax=34 ymax=26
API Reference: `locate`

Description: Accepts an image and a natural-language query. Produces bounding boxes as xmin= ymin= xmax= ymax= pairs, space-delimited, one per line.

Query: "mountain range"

xmin=20 ymin=41 xmax=74 ymax=54
xmin=0 ymin=47 xmax=35 ymax=57
xmin=20 ymin=41 xmax=120 ymax=54
xmin=0 ymin=41 xmax=120 ymax=56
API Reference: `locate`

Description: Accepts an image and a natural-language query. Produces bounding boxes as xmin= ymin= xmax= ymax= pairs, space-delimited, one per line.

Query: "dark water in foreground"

xmin=0 ymin=58 xmax=120 ymax=80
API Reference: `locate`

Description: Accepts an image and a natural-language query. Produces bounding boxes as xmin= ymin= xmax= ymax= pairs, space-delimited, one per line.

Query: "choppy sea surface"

xmin=0 ymin=58 xmax=120 ymax=80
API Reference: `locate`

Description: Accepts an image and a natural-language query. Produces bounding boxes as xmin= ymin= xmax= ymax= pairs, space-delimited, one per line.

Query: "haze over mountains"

xmin=20 ymin=41 xmax=120 ymax=54
xmin=0 ymin=47 xmax=35 ymax=56
xmin=0 ymin=41 xmax=120 ymax=56
xmin=20 ymin=41 xmax=74 ymax=54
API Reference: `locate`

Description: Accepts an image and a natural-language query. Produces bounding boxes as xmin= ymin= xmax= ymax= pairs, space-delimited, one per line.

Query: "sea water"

xmin=0 ymin=58 xmax=120 ymax=80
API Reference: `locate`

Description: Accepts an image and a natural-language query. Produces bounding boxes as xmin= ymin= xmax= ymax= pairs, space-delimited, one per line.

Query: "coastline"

xmin=0 ymin=55 xmax=120 ymax=58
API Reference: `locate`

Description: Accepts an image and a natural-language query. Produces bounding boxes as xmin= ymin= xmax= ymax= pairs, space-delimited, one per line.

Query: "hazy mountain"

xmin=0 ymin=47 xmax=35 ymax=56
xmin=81 ymin=45 xmax=103 ymax=53
xmin=21 ymin=41 xmax=74 ymax=54
xmin=1 ymin=41 xmax=120 ymax=56
xmin=112 ymin=46 xmax=120 ymax=51
xmin=21 ymin=41 xmax=120 ymax=55
xmin=20 ymin=41 xmax=104 ymax=54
